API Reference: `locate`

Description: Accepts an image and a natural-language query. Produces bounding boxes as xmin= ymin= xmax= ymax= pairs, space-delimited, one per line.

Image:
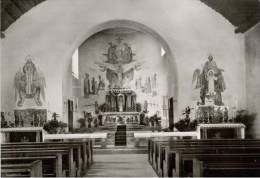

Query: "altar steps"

xmin=115 ymin=125 xmax=127 ymax=146
xmin=93 ymin=146 xmax=147 ymax=154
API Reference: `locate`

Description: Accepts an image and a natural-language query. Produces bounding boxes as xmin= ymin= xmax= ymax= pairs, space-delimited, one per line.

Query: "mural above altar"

xmin=95 ymin=38 xmax=144 ymax=89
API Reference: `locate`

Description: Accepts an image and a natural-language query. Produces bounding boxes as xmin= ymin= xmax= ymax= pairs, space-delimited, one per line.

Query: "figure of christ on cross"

xmin=96 ymin=60 xmax=142 ymax=88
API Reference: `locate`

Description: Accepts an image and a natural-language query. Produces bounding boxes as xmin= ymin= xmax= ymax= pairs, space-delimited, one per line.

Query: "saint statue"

xmin=107 ymin=42 xmax=118 ymax=63
xmin=84 ymin=73 xmax=90 ymax=98
xmin=122 ymin=43 xmax=133 ymax=63
xmin=14 ymin=56 xmax=46 ymax=107
xmin=192 ymin=54 xmax=226 ymax=106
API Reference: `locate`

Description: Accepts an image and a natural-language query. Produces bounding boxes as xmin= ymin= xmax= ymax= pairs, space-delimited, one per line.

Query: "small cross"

xmin=116 ymin=37 xmax=123 ymax=44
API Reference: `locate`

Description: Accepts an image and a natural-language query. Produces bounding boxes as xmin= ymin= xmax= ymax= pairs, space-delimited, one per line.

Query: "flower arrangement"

xmin=43 ymin=112 xmax=67 ymax=134
xmin=233 ymin=109 xmax=256 ymax=138
xmin=174 ymin=118 xmax=198 ymax=131
xmin=174 ymin=106 xmax=198 ymax=131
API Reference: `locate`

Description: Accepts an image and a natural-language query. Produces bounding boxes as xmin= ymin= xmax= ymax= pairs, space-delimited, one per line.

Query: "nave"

xmin=1 ymin=0 xmax=260 ymax=177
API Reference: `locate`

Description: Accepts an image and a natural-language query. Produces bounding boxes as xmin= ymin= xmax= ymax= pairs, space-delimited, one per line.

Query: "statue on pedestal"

xmin=192 ymin=54 xmax=226 ymax=106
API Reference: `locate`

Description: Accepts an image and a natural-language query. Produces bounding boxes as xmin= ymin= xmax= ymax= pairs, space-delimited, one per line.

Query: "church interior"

xmin=1 ymin=0 xmax=260 ymax=177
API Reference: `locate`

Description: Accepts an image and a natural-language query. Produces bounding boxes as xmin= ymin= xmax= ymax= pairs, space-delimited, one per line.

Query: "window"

xmin=72 ymin=49 xmax=79 ymax=79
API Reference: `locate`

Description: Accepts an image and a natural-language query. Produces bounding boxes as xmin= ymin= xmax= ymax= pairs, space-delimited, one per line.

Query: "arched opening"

xmin=63 ymin=20 xmax=178 ymax=133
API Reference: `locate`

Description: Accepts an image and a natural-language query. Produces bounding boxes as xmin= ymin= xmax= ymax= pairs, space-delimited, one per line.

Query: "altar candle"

xmin=235 ymin=99 xmax=238 ymax=109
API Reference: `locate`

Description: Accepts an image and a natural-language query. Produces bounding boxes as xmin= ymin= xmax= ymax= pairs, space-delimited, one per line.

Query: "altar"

xmin=197 ymin=123 xmax=245 ymax=139
xmin=1 ymin=127 xmax=43 ymax=143
xmin=101 ymin=87 xmax=140 ymax=125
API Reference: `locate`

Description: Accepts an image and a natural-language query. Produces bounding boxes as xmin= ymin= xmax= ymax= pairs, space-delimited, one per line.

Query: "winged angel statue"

xmin=14 ymin=56 xmax=46 ymax=107
xmin=192 ymin=54 xmax=226 ymax=106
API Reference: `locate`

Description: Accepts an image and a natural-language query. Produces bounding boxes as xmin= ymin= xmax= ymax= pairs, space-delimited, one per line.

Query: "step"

xmin=94 ymin=146 xmax=148 ymax=154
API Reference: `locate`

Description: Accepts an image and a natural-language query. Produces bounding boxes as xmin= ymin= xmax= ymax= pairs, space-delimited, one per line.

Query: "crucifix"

xmin=116 ymin=37 xmax=123 ymax=44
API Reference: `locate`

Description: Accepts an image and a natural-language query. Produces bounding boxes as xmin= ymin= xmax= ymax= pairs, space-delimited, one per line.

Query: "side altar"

xmin=192 ymin=54 xmax=245 ymax=139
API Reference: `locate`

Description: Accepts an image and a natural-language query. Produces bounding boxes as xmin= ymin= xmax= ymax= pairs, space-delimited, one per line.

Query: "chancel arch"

xmin=63 ymin=20 xmax=179 ymax=128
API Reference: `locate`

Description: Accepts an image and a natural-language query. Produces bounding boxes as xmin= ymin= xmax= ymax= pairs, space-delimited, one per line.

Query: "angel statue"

xmin=192 ymin=54 xmax=226 ymax=106
xmin=14 ymin=56 xmax=46 ymax=107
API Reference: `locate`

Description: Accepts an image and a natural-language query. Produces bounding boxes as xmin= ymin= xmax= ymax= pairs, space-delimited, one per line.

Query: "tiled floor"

xmin=84 ymin=154 xmax=158 ymax=177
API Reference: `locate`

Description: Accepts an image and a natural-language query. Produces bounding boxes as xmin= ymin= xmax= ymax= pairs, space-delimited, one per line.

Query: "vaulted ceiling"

xmin=1 ymin=0 xmax=260 ymax=34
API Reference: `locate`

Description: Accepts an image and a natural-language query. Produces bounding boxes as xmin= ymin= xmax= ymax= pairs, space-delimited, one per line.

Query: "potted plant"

xmin=43 ymin=112 xmax=68 ymax=134
xmin=233 ymin=110 xmax=256 ymax=138
xmin=78 ymin=118 xmax=86 ymax=128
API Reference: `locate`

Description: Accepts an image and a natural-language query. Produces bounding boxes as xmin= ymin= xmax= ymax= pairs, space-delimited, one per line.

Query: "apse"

xmin=76 ymin=27 xmax=175 ymax=128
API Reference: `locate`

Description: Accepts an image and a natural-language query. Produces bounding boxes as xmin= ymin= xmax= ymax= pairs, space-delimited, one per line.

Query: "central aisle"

xmin=84 ymin=154 xmax=158 ymax=177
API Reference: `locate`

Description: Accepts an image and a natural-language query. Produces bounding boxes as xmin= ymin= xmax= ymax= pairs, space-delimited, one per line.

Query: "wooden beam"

xmin=235 ymin=13 xmax=260 ymax=33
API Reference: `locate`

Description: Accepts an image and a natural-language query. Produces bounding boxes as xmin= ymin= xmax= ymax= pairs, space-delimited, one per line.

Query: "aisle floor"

xmin=84 ymin=154 xmax=158 ymax=177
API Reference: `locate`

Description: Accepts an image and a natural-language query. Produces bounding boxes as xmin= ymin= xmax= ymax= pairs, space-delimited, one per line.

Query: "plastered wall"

xmin=245 ymin=22 xmax=260 ymax=138
xmin=1 ymin=0 xmax=246 ymax=128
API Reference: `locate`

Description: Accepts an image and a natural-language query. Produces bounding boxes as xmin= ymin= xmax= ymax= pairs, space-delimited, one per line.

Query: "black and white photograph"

xmin=1 ymin=0 xmax=260 ymax=177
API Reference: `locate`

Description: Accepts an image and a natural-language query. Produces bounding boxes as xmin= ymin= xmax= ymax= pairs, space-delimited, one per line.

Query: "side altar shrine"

xmin=192 ymin=54 xmax=245 ymax=139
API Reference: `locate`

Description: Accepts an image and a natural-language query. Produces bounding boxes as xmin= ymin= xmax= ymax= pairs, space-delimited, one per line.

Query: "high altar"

xmin=93 ymin=39 xmax=143 ymax=126
xmin=102 ymin=87 xmax=140 ymax=125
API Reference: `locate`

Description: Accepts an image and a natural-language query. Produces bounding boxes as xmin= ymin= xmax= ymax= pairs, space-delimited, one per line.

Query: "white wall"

xmin=78 ymin=30 xmax=170 ymax=120
xmin=245 ymin=22 xmax=260 ymax=138
xmin=1 ymin=0 xmax=246 ymax=127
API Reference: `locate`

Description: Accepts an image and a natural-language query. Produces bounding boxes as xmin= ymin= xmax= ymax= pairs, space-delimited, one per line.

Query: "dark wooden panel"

xmin=1 ymin=0 xmax=46 ymax=31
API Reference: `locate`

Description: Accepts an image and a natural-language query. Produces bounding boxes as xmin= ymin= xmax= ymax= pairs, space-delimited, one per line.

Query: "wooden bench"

xmin=165 ymin=145 xmax=260 ymax=177
xmin=2 ymin=140 xmax=93 ymax=166
xmin=149 ymin=138 xmax=260 ymax=166
xmin=1 ymin=160 xmax=42 ymax=177
xmin=148 ymin=138 xmax=260 ymax=177
xmin=193 ymin=156 xmax=260 ymax=177
xmin=1 ymin=141 xmax=91 ymax=177
xmin=1 ymin=156 xmax=57 ymax=177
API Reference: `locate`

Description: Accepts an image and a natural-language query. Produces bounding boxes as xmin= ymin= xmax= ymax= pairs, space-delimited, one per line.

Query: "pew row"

xmin=148 ymin=138 xmax=260 ymax=177
xmin=1 ymin=140 xmax=93 ymax=177
xmin=1 ymin=160 xmax=42 ymax=177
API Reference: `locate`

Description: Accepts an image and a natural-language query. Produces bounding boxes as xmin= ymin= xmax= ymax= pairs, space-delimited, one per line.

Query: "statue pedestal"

xmin=205 ymin=97 xmax=214 ymax=106
xmin=196 ymin=105 xmax=229 ymax=123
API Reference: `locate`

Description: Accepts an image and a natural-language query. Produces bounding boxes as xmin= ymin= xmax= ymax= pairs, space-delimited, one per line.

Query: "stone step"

xmin=93 ymin=146 xmax=148 ymax=154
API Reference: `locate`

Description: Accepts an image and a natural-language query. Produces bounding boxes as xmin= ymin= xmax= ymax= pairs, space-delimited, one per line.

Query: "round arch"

xmin=63 ymin=19 xmax=179 ymax=123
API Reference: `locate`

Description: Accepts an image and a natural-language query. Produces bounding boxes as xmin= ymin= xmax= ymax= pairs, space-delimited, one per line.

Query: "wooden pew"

xmin=1 ymin=142 xmax=90 ymax=176
xmin=164 ymin=145 xmax=260 ymax=177
xmin=2 ymin=140 xmax=93 ymax=167
xmin=193 ymin=156 xmax=260 ymax=177
xmin=1 ymin=150 xmax=69 ymax=176
xmin=2 ymin=140 xmax=93 ymax=176
xmin=148 ymin=138 xmax=260 ymax=177
xmin=149 ymin=138 xmax=260 ymax=168
xmin=1 ymin=156 xmax=58 ymax=177
xmin=1 ymin=160 xmax=42 ymax=177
